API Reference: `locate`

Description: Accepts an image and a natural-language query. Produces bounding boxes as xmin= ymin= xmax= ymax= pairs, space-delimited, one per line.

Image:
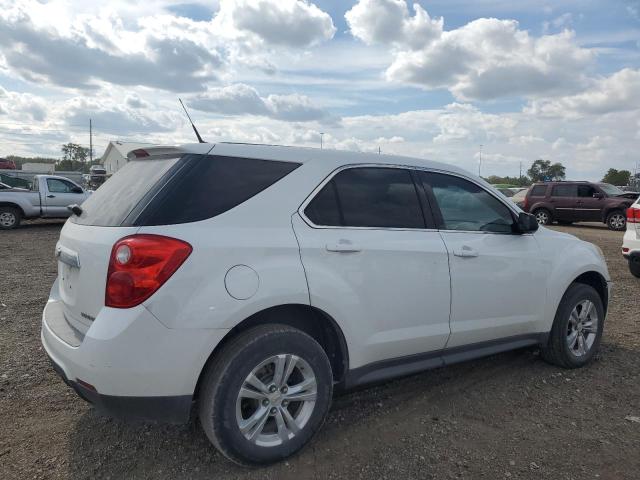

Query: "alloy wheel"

xmin=235 ymin=354 xmax=317 ymax=447
xmin=535 ymin=211 xmax=549 ymax=225
xmin=609 ymin=214 xmax=625 ymax=230
xmin=566 ymin=300 xmax=598 ymax=357
xmin=0 ymin=211 xmax=16 ymax=227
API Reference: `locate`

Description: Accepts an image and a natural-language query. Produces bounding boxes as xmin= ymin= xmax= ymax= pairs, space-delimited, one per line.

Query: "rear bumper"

xmin=41 ymin=283 xmax=229 ymax=423
xmin=47 ymin=353 xmax=192 ymax=423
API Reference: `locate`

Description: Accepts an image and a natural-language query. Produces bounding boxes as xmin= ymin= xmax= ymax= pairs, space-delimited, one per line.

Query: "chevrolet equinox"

xmin=42 ymin=142 xmax=611 ymax=465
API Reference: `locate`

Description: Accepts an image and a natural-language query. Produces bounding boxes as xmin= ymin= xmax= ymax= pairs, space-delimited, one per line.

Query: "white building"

xmin=101 ymin=141 xmax=155 ymax=175
xmin=22 ymin=162 xmax=55 ymax=173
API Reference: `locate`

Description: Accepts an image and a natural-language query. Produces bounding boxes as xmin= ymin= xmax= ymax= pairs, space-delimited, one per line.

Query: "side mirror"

xmin=516 ymin=212 xmax=539 ymax=234
xmin=593 ymin=192 xmax=604 ymax=199
xmin=71 ymin=186 xmax=83 ymax=194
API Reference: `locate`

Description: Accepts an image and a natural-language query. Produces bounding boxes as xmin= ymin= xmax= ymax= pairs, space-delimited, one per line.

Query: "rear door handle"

xmin=47 ymin=194 xmax=55 ymax=198
xmin=453 ymin=246 xmax=479 ymax=258
xmin=326 ymin=240 xmax=361 ymax=253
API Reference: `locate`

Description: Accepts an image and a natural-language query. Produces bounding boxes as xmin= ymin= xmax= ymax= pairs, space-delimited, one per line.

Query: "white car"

xmin=623 ymin=198 xmax=640 ymax=277
xmin=42 ymin=143 xmax=610 ymax=465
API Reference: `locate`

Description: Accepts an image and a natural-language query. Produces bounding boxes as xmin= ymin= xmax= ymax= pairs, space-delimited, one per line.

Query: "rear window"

xmin=72 ymin=156 xmax=180 ymax=226
xmin=530 ymin=185 xmax=548 ymax=197
xmin=72 ymin=154 xmax=300 ymax=227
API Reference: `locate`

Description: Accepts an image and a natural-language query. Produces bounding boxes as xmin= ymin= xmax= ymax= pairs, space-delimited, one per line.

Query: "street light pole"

xmin=320 ymin=132 xmax=324 ymax=150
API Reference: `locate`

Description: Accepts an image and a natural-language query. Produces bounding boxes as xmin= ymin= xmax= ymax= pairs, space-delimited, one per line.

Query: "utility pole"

xmin=378 ymin=146 xmax=381 ymax=154
xmin=519 ymin=161 xmax=522 ymax=180
xmin=320 ymin=132 xmax=324 ymax=150
xmin=478 ymin=144 xmax=483 ymax=177
xmin=89 ymin=118 xmax=93 ymax=165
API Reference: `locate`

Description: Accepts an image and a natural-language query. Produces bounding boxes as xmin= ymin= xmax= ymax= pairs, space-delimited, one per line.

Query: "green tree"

xmin=527 ymin=159 xmax=566 ymax=182
xmin=485 ymin=175 xmax=531 ymax=187
xmin=602 ymin=168 xmax=631 ymax=186
xmin=58 ymin=143 xmax=90 ymax=172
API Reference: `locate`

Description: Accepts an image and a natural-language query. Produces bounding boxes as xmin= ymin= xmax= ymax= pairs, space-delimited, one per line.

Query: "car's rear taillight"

xmin=105 ymin=234 xmax=192 ymax=308
xmin=627 ymin=207 xmax=640 ymax=224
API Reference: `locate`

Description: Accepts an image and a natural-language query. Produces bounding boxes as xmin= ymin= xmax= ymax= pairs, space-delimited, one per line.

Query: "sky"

xmin=0 ymin=0 xmax=638 ymax=180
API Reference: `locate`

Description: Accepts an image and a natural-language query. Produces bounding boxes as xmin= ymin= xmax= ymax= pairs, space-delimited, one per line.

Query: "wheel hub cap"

xmin=566 ymin=300 xmax=598 ymax=357
xmin=235 ymin=354 xmax=318 ymax=447
xmin=0 ymin=212 xmax=15 ymax=227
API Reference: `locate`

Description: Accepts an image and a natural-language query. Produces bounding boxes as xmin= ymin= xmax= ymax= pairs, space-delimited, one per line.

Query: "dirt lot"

xmin=1 ymin=221 xmax=639 ymax=479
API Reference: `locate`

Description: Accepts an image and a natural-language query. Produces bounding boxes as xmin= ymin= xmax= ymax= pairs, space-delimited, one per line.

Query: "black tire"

xmin=541 ymin=283 xmax=605 ymax=369
xmin=0 ymin=206 xmax=21 ymax=230
xmin=606 ymin=210 xmax=626 ymax=231
xmin=199 ymin=324 xmax=333 ymax=466
xmin=533 ymin=208 xmax=552 ymax=226
xmin=629 ymin=254 xmax=640 ymax=278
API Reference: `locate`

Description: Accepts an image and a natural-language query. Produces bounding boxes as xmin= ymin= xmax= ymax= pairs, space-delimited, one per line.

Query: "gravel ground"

xmin=1 ymin=220 xmax=639 ymax=479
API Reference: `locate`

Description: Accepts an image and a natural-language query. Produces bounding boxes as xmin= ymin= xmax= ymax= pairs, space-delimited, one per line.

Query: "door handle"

xmin=326 ymin=240 xmax=361 ymax=253
xmin=47 ymin=194 xmax=55 ymax=198
xmin=453 ymin=246 xmax=479 ymax=258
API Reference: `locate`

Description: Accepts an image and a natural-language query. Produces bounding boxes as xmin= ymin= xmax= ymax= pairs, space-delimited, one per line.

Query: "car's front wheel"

xmin=606 ymin=210 xmax=626 ymax=231
xmin=541 ymin=283 xmax=604 ymax=368
xmin=199 ymin=324 xmax=333 ymax=466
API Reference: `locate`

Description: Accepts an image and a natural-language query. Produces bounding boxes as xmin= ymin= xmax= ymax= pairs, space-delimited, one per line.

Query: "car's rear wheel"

xmin=606 ymin=210 xmax=626 ymax=231
xmin=541 ymin=283 xmax=604 ymax=368
xmin=0 ymin=206 xmax=21 ymax=230
xmin=199 ymin=324 xmax=333 ymax=466
xmin=629 ymin=254 xmax=640 ymax=278
xmin=533 ymin=208 xmax=551 ymax=225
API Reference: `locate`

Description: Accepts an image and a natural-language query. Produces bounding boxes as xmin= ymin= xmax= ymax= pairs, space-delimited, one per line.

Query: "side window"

xmin=47 ymin=178 xmax=72 ymax=193
xmin=551 ymin=184 xmax=577 ymax=197
xmin=577 ymin=185 xmax=597 ymax=197
xmin=421 ymin=172 xmax=515 ymax=233
xmin=304 ymin=167 xmax=425 ymax=229
xmin=530 ymin=185 xmax=547 ymax=197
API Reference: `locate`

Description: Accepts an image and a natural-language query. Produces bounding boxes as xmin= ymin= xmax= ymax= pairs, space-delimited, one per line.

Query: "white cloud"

xmin=188 ymin=84 xmax=332 ymax=122
xmin=345 ymin=0 xmax=442 ymax=49
xmin=346 ymin=0 xmax=593 ymax=101
xmin=0 ymin=0 xmax=335 ymax=92
xmin=0 ymin=87 xmax=47 ymax=121
xmin=216 ymin=0 xmax=336 ymax=48
xmin=526 ymin=68 xmax=640 ymax=117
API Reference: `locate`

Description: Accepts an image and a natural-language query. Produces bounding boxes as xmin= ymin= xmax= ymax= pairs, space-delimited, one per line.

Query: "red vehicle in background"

xmin=0 ymin=158 xmax=17 ymax=170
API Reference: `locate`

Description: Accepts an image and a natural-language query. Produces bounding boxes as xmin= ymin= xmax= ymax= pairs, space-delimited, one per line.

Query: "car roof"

xmin=175 ymin=142 xmax=470 ymax=177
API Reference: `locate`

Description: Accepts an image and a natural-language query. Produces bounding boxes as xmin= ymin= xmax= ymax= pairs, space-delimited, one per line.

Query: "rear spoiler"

xmin=126 ymin=146 xmax=186 ymax=161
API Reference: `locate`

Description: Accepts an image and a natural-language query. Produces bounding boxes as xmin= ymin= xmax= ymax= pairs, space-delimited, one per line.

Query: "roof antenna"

xmin=179 ymin=98 xmax=205 ymax=143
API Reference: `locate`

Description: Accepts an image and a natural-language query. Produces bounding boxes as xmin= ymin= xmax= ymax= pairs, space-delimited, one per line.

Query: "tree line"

xmin=485 ymin=159 xmax=634 ymax=186
xmin=7 ymin=143 xmax=100 ymax=173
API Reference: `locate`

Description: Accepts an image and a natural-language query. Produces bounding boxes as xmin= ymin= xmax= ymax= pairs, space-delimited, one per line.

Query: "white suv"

xmin=42 ymin=142 xmax=611 ymax=465
xmin=623 ymin=198 xmax=640 ymax=277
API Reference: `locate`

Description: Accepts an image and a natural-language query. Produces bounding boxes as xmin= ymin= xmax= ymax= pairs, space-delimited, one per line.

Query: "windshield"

xmin=599 ymin=183 xmax=625 ymax=196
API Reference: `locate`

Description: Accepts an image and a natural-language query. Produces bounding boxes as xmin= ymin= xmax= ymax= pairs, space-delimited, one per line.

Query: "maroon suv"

xmin=523 ymin=181 xmax=634 ymax=231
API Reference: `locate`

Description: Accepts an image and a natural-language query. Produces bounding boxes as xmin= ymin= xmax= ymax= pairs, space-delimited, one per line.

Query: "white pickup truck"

xmin=0 ymin=175 xmax=91 ymax=230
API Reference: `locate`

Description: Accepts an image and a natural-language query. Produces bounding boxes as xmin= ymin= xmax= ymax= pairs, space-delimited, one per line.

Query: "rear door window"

xmin=530 ymin=185 xmax=548 ymax=197
xmin=305 ymin=167 xmax=425 ymax=229
xmin=551 ymin=185 xmax=577 ymax=197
